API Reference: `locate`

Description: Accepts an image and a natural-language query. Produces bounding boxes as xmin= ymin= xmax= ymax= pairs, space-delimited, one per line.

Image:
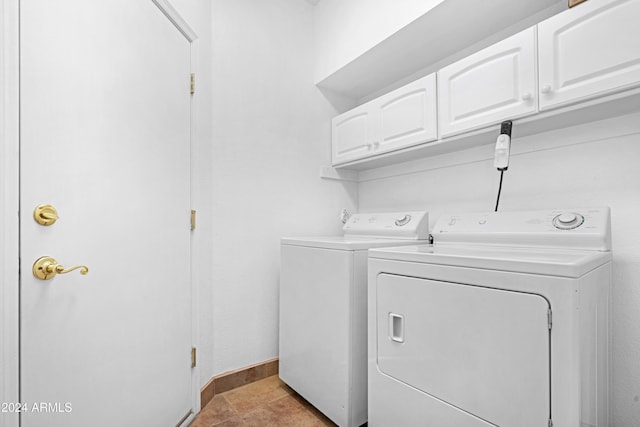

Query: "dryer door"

xmin=376 ymin=274 xmax=550 ymax=426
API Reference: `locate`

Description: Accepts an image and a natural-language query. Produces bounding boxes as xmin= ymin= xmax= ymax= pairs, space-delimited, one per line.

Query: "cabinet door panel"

xmin=438 ymin=27 xmax=537 ymax=137
xmin=331 ymin=106 xmax=373 ymax=165
xmin=538 ymin=0 xmax=640 ymax=110
xmin=376 ymin=74 xmax=437 ymax=154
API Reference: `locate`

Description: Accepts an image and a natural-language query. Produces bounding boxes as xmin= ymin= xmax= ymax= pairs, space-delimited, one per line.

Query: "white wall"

xmin=312 ymin=0 xmax=444 ymax=82
xmin=210 ymin=0 xmax=358 ymax=376
xmin=358 ymin=112 xmax=640 ymax=427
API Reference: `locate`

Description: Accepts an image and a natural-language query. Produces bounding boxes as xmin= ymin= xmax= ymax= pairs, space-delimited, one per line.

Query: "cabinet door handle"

xmin=541 ymin=85 xmax=552 ymax=94
xmin=522 ymin=92 xmax=533 ymax=101
xmin=373 ymin=141 xmax=380 ymax=150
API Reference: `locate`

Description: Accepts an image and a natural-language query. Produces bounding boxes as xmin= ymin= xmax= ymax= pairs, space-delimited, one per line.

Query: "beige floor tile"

xmin=192 ymin=375 xmax=338 ymax=427
xmin=192 ymin=395 xmax=237 ymax=426
xmin=223 ymin=376 xmax=290 ymax=415
xmin=212 ymin=414 xmax=245 ymax=427
xmin=241 ymin=395 xmax=336 ymax=427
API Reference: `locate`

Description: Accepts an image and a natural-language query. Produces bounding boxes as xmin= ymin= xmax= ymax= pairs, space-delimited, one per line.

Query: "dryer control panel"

xmin=343 ymin=211 xmax=429 ymax=240
xmin=433 ymin=207 xmax=611 ymax=251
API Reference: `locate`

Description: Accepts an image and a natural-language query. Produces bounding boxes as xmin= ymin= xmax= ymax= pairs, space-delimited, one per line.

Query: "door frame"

xmin=0 ymin=0 xmax=20 ymax=426
xmin=0 ymin=1 xmax=201 ymax=425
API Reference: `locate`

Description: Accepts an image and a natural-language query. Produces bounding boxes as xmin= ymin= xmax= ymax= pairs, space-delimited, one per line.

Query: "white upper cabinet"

xmin=538 ymin=0 xmax=640 ymax=110
xmin=374 ymin=75 xmax=438 ymax=156
xmin=437 ymin=27 xmax=537 ymax=138
xmin=330 ymin=1 xmax=640 ymax=169
xmin=332 ymin=104 xmax=373 ymax=165
xmin=332 ymin=74 xmax=437 ymax=166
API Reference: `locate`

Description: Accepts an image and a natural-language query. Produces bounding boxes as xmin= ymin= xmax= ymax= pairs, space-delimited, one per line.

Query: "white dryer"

xmin=279 ymin=211 xmax=429 ymax=427
xmin=368 ymin=208 xmax=611 ymax=427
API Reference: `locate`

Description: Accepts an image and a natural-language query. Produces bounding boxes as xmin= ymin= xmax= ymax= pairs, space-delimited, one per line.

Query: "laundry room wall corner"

xmin=210 ymin=0 xmax=358 ymax=377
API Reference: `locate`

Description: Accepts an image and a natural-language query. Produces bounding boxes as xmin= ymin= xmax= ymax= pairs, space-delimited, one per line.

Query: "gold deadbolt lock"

xmin=33 ymin=204 xmax=59 ymax=226
xmin=33 ymin=256 xmax=89 ymax=280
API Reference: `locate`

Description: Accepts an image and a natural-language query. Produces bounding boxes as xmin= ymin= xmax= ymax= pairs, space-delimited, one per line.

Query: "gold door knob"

xmin=33 ymin=204 xmax=59 ymax=226
xmin=33 ymin=256 xmax=89 ymax=280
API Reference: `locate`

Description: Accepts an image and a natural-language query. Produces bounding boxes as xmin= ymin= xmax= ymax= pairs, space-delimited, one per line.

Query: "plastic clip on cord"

xmin=494 ymin=120 xmax=512 ymax=211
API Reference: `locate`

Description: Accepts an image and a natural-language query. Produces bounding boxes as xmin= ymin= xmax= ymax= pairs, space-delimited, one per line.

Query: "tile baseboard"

xmin=200 ymin=358 xmax=279 ymax=408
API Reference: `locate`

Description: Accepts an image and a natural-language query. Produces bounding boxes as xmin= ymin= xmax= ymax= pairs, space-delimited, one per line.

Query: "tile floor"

xmin=191 ymin=375 xmax=337 ymax=427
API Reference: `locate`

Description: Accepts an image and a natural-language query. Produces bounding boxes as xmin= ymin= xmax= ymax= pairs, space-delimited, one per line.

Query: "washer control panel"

xmin=433 ymin=207 xmax=611 ymax=251
xmin=343 ymin=211 xmax=429 ymax=239
xmin=394 ymin=214 xmax=412 ymax=227
xmin=552 ymin=212 xmax=584 ymax=230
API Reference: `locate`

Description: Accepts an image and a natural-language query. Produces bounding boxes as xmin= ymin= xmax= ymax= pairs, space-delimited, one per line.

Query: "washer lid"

xmin=282 ymin=236 xmax=429 ymax=251
xmin=369 ymin=244 xmax=611 ymax=278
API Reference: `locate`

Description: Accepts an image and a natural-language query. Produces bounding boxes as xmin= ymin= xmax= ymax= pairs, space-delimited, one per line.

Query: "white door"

xmin=437 ymin=27 xmax=537 ymax=138
xmin=376 ymin=274 xmax=550 ymax=427
xmin=374 ymin=73 xmax=437 ymax=155
xmin=538 ymin=0 xmax=640 ymax=110
xmin=20 ymin=1 xmax=193 ymax=426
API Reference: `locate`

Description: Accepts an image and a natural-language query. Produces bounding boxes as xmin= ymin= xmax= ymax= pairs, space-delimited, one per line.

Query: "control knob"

xmin=552 ymin=212 xmax=584 ymax=230
xmin=395 ymin=215 xmax=411 ymax=227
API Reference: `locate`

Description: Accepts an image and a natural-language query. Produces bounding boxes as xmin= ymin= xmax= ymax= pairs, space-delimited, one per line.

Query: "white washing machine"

xmin=368 ymin=208 xmax=611 ymax=427
xmin=279 ymin=211 xmax=429 ymax=427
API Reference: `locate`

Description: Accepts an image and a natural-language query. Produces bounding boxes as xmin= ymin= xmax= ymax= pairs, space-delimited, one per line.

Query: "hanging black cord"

xmin=494 ymin=170 xmax=504 ymax=212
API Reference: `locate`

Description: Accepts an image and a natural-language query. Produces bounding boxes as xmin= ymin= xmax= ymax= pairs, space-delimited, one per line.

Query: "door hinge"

xmin=191 ymin=210 xmax=196 ymax=230
xmin=547 ymin=308 xmax=553 ymax=330
xmin=190 ymin=73 xmax=195 ymax=94
xmin=191 ymin=347 xmax=197 ymax=368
